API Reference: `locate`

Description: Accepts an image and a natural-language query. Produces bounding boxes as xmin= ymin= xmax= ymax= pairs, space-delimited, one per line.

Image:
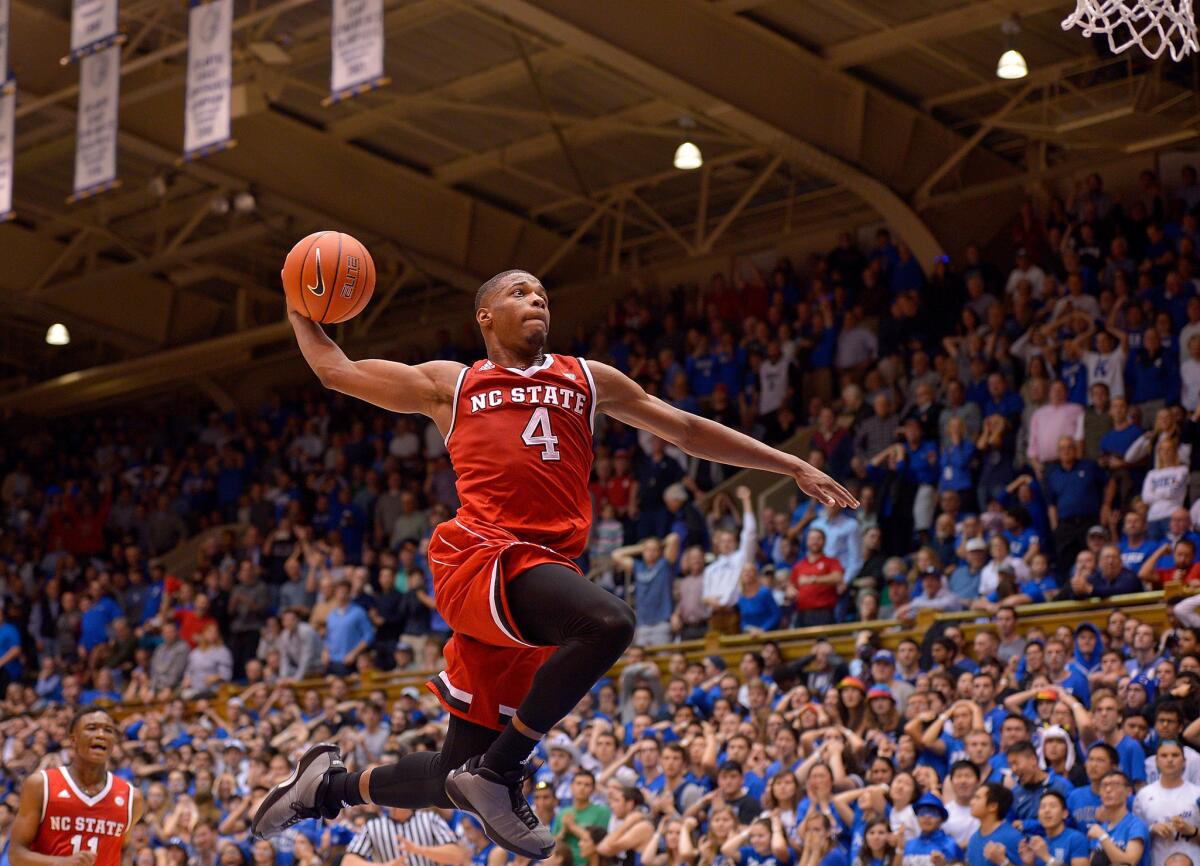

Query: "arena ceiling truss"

xmin=2 ymin=0 xmax=1197 ymax=414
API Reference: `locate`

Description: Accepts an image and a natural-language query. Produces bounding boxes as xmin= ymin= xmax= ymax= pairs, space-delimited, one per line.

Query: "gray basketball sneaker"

xmin=445 ymin=757 xmax=555 ymax=860
xmin=251 ymin=742 xmax=345 ymax=839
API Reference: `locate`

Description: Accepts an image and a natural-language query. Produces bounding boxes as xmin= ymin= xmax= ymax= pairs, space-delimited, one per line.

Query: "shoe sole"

xmin=445 ymin=772 xmax=554 ymax=861
xmin=251 ymin=742 xmax=339 ymax=839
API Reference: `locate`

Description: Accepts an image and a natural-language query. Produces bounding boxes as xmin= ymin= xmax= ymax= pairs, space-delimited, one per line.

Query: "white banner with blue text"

xmin=184 ymin=0 xmax=233 ymax=158
xmin=70 ymin=0 xmax=120 ymax=59
xmin=331 ymin=0 xmax=386 ymax=101
xmin=73 ymin=44 xmax=120 ymax=199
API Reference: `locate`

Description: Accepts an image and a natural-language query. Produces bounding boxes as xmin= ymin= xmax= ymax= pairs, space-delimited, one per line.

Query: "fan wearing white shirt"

xmin=1181 ymin=335 xmax=1200 ymax=413
xmin=1133 ymin=740 xmax=1200 ymax=866
xmin=1143 ymin=438 xmax=1189 ymax=537
xmin=701 ymin=486 xmax=757 ymax=632
xmin=1005 ymin=248 xmax=1047 ymax=300
xmin=1070 ymin=315 xmax=1128 ymax=399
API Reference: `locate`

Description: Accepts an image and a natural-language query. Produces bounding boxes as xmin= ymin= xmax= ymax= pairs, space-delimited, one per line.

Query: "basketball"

xmin=281 ymin=231 xmax=376 ymax=324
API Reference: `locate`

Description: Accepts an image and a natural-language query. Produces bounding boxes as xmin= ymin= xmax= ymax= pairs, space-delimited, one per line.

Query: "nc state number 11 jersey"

xmin=33 ymin=767 xmax=134 ymax=866
xmin=445 ymin=354 xmax=595 ymax=558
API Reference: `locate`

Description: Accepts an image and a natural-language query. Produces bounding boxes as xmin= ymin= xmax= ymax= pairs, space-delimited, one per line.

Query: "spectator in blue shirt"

xmin=324 ymin=581 xmax=375 ymax=676
xmin=1069 ymin=742 xmax=1118 ymax=830
xmin=613 ymin=537 xmax=676 ymax=647
xmin=0 ymin=608 xmax=22 ymax=690
xmin=79 ymin=592 xmax=123 ymax=656
xmin=902 ymin=794 xmax=961 ymax=866
xmin=1007 ymin=741 xmax=1072 ymax=835
xmin=1086 ymin=772 xmax=1149 ymax=866
xmin=983 ymin=373 xmax=1024 ymax=423
xmin=1069 ymin=544 xmax=1141 ymax=600
xmin=1022 ymin=790 xmax=1089 ymax=866
xmin=967 ymin=784 xmax=1022 ymax=866
xmin=1119 ymin=511 xmax=1159 ymax=574
xmin=1044 ymin=437 xmax=1105 ymax=572
xmin=721 ymin=814 xmax=795 ymax=866
xmin=736 ymin=566 xmax=781 ymax=633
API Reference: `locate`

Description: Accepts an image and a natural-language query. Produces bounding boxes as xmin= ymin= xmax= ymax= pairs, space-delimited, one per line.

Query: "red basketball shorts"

xmin=423 ymin=517 xmax=580 ymax=730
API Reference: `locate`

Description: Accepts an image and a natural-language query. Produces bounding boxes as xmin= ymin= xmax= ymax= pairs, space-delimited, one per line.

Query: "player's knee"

xmin=592 ymin=597 xmax=636 ymax=649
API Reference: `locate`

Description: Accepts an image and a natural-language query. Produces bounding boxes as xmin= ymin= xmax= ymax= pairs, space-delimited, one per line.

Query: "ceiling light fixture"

xmin=674 ymin=116 xmax=702 ymax=170
xmin=997 ymin=17 xmax=1028 ymax=79
xmin=45 ymin=323 xmax=70 ymax=346
xmin=674 ymin=141 xmax=703 ymax=170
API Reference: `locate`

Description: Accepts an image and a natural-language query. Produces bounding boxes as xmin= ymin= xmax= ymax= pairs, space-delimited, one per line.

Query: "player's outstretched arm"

xmin=288 ymin=311 xmax=463 ymax=420
xmin=587 ymin=360 xmax=857 ymax=509
xmin=9 ymin=774 xmax=87 ymax=866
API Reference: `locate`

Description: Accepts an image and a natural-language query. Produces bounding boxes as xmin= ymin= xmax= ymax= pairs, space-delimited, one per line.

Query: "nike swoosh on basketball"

xmin=306 ymin=248 xmax=326 ymax=297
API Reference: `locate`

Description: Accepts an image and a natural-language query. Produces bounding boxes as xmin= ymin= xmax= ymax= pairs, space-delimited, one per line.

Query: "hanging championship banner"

xmin=183 ymin=0 xmax=234 ymax=160
xmin=72 ymin=44 xmax=120 ymax=201
xmin=69 ymin=0 xmax=121 ymax=61
xmin=0 ymin=87 xmax=13 ymax=221
xmin=0 ymin=0 xmax=11 ymax=84
xmin=329 ymin=0 xmax=388 ymax=103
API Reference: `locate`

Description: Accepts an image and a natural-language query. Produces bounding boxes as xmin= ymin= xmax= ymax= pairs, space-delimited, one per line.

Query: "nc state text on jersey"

xmin=469 ymin=385 xmax=588 ymax=416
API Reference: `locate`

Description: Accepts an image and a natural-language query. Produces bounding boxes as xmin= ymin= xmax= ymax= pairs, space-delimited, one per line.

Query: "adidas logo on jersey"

xmin=58 ymin=790 xmax=71 ymax=799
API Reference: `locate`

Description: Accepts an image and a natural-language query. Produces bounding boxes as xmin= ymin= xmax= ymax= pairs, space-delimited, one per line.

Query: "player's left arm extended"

xmin=588 ymin=361 xmax=857 ymax=509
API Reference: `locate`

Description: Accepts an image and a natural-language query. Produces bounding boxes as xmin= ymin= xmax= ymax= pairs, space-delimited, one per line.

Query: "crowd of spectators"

xmin=6 ymin=165 xmax=1200 ymax=866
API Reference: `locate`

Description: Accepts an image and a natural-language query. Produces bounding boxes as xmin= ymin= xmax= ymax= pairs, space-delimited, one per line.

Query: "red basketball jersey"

xmin=446 ymin=354 xmax=595 ymax=557
xmin=32 ymin=767 xmax=134 ymax=866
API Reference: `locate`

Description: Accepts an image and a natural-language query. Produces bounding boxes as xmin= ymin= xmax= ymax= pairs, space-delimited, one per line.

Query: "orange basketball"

xmin=281 ymin=231 xmax=376 ymax=324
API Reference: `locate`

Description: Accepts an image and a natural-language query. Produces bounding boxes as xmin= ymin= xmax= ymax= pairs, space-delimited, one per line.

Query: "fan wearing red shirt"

xmin=790 ymin=527 xmax=845 ymax=627
xmin=1138 ymin=537 xmax=1200 ymax=586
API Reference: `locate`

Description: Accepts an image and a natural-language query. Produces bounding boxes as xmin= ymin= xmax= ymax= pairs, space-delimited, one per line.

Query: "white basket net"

xmin=1062 ymin=0 xmax=1199 ymax=60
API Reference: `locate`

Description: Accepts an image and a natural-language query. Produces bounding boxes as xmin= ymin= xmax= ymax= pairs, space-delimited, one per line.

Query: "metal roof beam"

xmin=467 ymin=0 xmax=946 ymax=263
xmin=433 ymin=99 xmax=681 ymax=184
xmin=824 ymin=0 xmax=1065 ymax=69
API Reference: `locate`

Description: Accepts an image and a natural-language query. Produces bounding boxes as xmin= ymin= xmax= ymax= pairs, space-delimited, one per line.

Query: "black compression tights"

xmin=355 ymin=562 xmax=635 ymax=809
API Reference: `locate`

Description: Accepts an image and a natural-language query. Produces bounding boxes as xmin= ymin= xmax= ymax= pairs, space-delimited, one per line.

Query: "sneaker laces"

xmin=496 ymin=762 xmax=542 ymax=833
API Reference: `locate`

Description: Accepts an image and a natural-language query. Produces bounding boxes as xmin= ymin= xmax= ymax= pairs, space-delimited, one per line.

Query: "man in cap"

xmin=881 ymin=568 xmax=911 ymax=620
xmin=900 ymin=570 xmax=963 ymax=621
xmin=901 ymin=793 xmax=962 ymax=866
xmin=949 ymin=537 xmax=989 ymax=601
xmin=535 ymin=733 xmax=579 ymax=803
xmin=868 ymin=650 xmax=914 ymax=713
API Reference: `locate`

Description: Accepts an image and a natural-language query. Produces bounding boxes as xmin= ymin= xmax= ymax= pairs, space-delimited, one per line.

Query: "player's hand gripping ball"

xmin=282 ymin=231 xmax=376 ymax=323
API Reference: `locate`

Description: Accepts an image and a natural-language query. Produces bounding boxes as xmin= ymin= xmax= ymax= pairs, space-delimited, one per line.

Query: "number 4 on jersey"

xmin=521 ymin=407 xmax=560 ymax=461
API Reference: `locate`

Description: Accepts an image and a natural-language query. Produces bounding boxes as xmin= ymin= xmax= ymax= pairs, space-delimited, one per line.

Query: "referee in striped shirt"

xmin=344 ymin=808 xmax=465 ymax=866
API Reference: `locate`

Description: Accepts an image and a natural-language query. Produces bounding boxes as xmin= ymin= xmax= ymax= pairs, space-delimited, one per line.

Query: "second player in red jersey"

xmin=9 ymin=709 xmax=143 ymax=866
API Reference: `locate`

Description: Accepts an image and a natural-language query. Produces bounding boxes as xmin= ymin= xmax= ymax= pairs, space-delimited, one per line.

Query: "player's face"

xmin=73 ymin=712 xmax=117 ymax=762
xmin=479 ymin=274 xmax=549 ymax=353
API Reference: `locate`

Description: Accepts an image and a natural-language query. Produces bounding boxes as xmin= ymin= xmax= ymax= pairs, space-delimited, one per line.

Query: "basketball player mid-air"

xmin=9 ymin=709 xmax=143 ymax=866
xmin=252 ymin=269 xmax=857 ymax=858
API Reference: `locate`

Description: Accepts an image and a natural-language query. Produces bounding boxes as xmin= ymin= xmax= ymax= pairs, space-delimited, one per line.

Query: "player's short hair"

xmin=574 ymin=769 xmax=596 ymax=784
xmin=69 ymin=707 xmax=114 ymax=733
xmin=475 ymin=269 xmax=534 ymax=311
